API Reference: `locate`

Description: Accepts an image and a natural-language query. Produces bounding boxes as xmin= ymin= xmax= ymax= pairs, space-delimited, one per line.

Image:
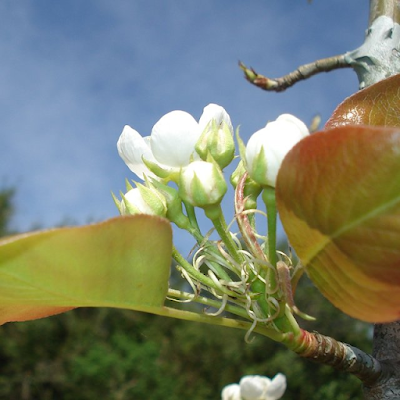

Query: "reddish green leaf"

xmin=276 ymin=125 xmax=400 ymax=322
xmin=0 ymin=215 xmax=172 ymax=325
xmin=325 ymin=74 xmax=400 ymax=128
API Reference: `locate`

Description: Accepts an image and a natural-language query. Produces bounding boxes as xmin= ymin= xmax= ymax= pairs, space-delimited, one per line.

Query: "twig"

xmin=287 ymin=330 xmax=393 ymax=387
xmin=239 ymin=54 xmax=352 ymax=92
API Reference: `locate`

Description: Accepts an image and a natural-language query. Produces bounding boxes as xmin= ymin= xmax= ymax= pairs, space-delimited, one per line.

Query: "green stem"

xmin=183 ymin=224 xmax=234 ymax=283
xmin=262 ymin=187 xmax=277 ymax=267
xmin=167 ymin=289 xmax=250 ymax=320
xmin=172 ymin=246 xmax=240 ymax=298
xmin=184 ymin=201 xmax=201 ymax=233
xmin=152 ymin=305 xmax=285 ymax=342
xmin=207 ymin=205 xmax=243 ymax=266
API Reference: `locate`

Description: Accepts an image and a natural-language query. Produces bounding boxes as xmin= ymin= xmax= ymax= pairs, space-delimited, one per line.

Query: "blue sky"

xmin=1 ymin=1 xmax=368 ymax=250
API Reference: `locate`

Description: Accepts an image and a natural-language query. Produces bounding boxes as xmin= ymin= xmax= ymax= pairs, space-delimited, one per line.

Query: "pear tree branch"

xmin=241 ymin=0 xmax=400 ymax=92
xmin=239 ymin=55 xmax=351 ymax=93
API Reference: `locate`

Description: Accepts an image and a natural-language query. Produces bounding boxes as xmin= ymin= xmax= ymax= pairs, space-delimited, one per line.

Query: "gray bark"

xmin=358 ymin=2 xmax=400 ymax=398
xmin=363 ymin=322 xmax=400 ymax=399
xmin=346 ymin=14 xmax=400 ymax=89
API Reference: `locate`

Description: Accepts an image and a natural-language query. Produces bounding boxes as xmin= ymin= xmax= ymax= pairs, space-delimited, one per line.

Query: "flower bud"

xmin=119 ymin=184 xmax=167 ymax=217
xmin=230 ymin=161 xmax=262 ymax=210
xmin=150 ymin=179 xmax=191 ymax=229
xmin=196 ymin=104 xmax=235 ymax=169
xmin=179 ymin=160 xmax=227 ymax=208
xmin=245 ymin=114 xmax=309 ymax=187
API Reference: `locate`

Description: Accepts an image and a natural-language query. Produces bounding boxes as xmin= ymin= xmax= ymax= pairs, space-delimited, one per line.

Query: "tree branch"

xmin=241 ymin=0 xmax=400 ymax=93
xmin=287 ymin=330 xmax=394 ymax=388
xmin=239 ymin=54 xmax=351 ymax=92
xmin=369 ymin=0 xmax=400 ymax=25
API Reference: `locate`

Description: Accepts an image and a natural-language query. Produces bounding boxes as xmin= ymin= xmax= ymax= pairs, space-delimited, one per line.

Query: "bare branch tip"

xmin=238 ymin=61 xmax=278 ymax=91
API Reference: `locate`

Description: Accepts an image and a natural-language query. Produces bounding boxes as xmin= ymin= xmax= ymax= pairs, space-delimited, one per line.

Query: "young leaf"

xmin=0 ymin=215 xmax=172 ymax=325
xmin=276 ymin=125 xmax=400 ymax=322
xmin=325 ymin=74 xmax=400 ymax=128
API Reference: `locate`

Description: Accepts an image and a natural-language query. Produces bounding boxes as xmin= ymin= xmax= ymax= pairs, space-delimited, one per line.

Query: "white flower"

xmin=198 ymin=103 xmax=233 ymax=135
xmin=222 ymin=374 xmax=287 ymax=400
xmin=264 ymin=374 xmax=286 ymax=400
xmin=179 ymin=160 xmax=227 ymax=208
xmin=120 ymin=187 xmax=167 ymax=217
xmin=117 ymin=104 xmax=231 ymax=180
xmin=245 ymin=114 xmax=309 ymax=187
xmin=151 ymin=110 xmax=200 ymax=167
xmin=221 ymin=384 xmax=241 ymax=400
xmin=117 ymin=126 xmax=158 ymax=179
xmin=196 ymin=103 xmax=235 ymax=169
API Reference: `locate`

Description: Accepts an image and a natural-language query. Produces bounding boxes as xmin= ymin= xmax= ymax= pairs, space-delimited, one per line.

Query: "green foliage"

xmin=277 ymin=124 xmax=400 ymax=322
xmin=0 ymin=187 xmax=15 ymax=237
xmin=0 ymin=189 xmax=370 ymax=399
xmin=0 ymin=215 xmax=172 ymax=325
xmin=0 ymin=286 xmax=370 ymax=399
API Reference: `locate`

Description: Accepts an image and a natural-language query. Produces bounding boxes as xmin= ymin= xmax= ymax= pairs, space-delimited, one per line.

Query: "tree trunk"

xmin=361 ymin=2 xmax=400 ymax=398
xmin=363 ymin=322 xmax=400 ymax=398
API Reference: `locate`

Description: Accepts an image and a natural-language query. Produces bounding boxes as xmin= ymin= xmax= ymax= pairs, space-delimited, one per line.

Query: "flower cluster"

xmin=221 ymin=374 xmax=287 ymax=400
xmin=115 ymin=104 xmax=311 ymax=324
xmin=115 ymin=103 xmax=309 ymax=217
xmin=115 ymin=103 xmax=308 ymax=397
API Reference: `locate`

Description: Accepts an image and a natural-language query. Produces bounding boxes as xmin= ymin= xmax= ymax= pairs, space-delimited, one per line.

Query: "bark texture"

xmin=363 ymin=322 xmax=400 ymax=399
xmin=362 ymin=2 xmax=400 ymax=398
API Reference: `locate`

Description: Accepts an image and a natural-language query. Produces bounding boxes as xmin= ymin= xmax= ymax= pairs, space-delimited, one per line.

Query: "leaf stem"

xmin=153 ymin=305 xmax=285 ymax=342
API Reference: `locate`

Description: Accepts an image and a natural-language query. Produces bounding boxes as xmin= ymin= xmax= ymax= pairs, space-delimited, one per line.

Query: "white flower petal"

xmin=221 ymin=384 xmax=241 ymax=400
xmin=117 ymin=125 xmax=157 ymax=180
xmin=199 ymin=103 xmax=233 ymax=134
xmin=275 ymin=114 xmax=309 ymax=139
xmin=265 ymin=373 xmax=287 ymax=400
xmin=245 ymin=114 xmax=310 ymax=187
xmin=240 ymin=375 xmax=270 ymax=400
xmin=151 ymin=110 xmax=201 ymax=167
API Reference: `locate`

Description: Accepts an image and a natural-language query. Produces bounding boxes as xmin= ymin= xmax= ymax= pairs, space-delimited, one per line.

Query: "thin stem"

xmin=239 ymin=54 xmax=351 ymax=92
xmin=184 ymin=201 xmax=201 ymax=233
xmin=152 ymin=306 xmax=285 ymax=342
xmin=172 ymin=246 xmax=239 ymax=298
xmin=167 ymin=288 xmax=250 ymax=320
xmin=234 ymin=172 xmax=265 ymax=260
xmin=185 ymin=223 xmax=233 ymax=283
xmin=209 ymin=206 xmax=244 ymax=265
xmin=262 ymin=187 xmax=277 ymax=267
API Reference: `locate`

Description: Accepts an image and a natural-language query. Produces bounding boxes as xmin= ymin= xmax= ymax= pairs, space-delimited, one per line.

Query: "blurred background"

xmin=0 ymin=1 xmax=371 ymax=399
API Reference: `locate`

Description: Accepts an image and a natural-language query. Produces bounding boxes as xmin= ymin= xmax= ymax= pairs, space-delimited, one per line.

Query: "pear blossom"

xmin=240 ymin=374 xmax=286 ymax=400
xmin=221 ymin=374 xmax=287 ymax=400
xmin=118 ymin=187 xmax=167 ymax=217
xmin=196 ymin=103 xmax=235 ymax=169
xmin=117 ymin=104 xmax=232 ymax=180
xmin=240 ymin=375 xmax=271 ymax=400
xmin=245 ymin=114 xmax=309 ymax=187
xmin=179 ymin=160 xmax=227 ymax=208
xmin=221 ymin=384 xmax=241 ymax=400
xmin=198 ymin=103 xmax=233 ymax=135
